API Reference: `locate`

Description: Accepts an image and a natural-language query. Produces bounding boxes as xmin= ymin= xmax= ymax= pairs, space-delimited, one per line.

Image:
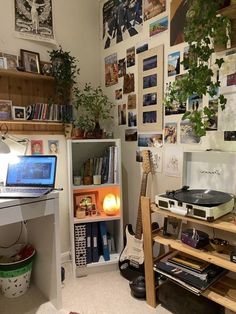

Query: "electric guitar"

xmin=119 ymin=150 xmax=151 ymax=281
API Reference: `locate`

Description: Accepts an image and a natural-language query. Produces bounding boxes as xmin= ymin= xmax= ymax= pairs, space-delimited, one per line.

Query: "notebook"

xmin=0 ymin=155 xmax=57 ymax=198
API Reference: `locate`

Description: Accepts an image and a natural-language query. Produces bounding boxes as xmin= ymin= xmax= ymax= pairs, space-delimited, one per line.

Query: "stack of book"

xmin=154 ymin=251 xmax=227 ymax=295
xmin=27 ymin=103 xmax=63 ymax=121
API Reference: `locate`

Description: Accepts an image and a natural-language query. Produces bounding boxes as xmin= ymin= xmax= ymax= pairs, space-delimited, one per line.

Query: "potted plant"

xmin=164 ymin=0 xmax=230 ymax=137
xmin=49 ymin=46 xmax=80 ymax=126
xmin=74 ymin=83 xmax=114 ymax=138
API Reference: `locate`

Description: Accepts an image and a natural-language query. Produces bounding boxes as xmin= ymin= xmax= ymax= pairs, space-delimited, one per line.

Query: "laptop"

xmin=0 ymin=155 xmax=57 ymax=198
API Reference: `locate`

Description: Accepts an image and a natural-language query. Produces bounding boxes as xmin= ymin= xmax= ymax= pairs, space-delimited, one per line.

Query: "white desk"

xmin=0 ymin=192 xmax=62 ymax=313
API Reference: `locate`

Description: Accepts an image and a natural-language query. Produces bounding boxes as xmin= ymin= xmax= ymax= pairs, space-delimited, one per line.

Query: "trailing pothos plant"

xmin=164 ymin=0 xmax=230 ymax=137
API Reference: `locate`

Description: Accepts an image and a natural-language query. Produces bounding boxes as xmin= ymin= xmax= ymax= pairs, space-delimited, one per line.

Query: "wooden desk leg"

xmin=141 ymin=196 xmax=156 ymax=308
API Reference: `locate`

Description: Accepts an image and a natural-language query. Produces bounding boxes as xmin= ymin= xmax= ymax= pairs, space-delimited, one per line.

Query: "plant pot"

xmin=64 ymin=123 xmax=73 ymax=138
xmin=72 ymin=127 xmax=84 ymax=139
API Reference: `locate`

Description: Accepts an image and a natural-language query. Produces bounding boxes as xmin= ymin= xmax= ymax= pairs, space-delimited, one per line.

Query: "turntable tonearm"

xmin=155 ymin=186 xmax=235 ymax=221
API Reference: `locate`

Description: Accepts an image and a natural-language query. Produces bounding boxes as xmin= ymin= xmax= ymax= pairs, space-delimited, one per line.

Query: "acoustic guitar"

xmin=119 ymin=150 xmax=151 ymax=281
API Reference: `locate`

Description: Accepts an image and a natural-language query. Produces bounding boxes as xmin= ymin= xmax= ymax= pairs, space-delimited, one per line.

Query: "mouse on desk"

xmin=129 ymin=275 xmax=146 ymax=299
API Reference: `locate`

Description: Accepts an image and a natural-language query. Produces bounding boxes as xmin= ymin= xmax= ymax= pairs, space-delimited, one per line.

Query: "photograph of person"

xmin=48 ymin=140 xmax=59 ymax=154
xmin=31 ymin=140 xmax=43 ymax=155
xmin=143 ymin=93 xmax=157 ymax=106
xmin=143 ymin=110 xmax=157 ymax=123
xmin=164 ymin=122 xmax=177 ymax=144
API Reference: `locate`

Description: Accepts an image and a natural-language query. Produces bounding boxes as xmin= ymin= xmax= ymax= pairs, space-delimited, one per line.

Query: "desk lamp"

xmin=0 ymin=124 xmax=29 ymax=155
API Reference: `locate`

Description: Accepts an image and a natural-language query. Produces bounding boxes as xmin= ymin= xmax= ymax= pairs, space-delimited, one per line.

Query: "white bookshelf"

xmin=67 ymin=139 xmax=123 ymax=277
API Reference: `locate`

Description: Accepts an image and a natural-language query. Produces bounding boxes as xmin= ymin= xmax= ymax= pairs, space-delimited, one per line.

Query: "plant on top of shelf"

xmin=74 ymin=83 xmax=114 ymax=138
xmin=49 ymin=46 xmax=80 ymax=123
xmin=164 ymin=0 xmax=230 ymax=137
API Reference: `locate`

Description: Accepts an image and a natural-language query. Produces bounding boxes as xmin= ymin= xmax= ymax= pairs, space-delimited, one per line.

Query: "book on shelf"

xmin=86 ymin=223 xmax=92 ymax=264
xmin=91 ymin=222 xmax=99 ymax=262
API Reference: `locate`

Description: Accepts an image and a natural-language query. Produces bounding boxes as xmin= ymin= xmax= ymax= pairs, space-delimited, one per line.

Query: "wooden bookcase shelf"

xmin=0 ymin=120 xmax=64 ymax=134
xmin=141 ymin=197 xmax=236 ymax=312
xmin=218 ymin=4 xmax=236 ymax=19
xmin=0 ymin=69 xmax=64 ymax=134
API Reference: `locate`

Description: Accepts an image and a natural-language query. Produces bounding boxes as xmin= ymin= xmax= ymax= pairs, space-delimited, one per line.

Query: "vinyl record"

xmin=26 ymin=105 xmax=32 ymax=120
xmin=174 ymin=189 xmax=233 ymax=206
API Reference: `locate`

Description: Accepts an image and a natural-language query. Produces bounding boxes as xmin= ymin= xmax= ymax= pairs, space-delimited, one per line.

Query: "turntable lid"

xmin=174 ymin=189 xmax=233 ymax=206
xmin=182 ymin=151 xmax=236 ymax=195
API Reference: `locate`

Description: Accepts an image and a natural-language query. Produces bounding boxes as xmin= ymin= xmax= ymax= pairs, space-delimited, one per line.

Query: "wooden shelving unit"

xmin=141 ymin=197 xmax=236 ymax=313
xmin=0 ymin=69 xmax=64 ymax=134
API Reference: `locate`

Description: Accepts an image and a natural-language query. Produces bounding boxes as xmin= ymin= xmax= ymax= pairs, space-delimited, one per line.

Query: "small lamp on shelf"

xmin=103 ymin=194 xmax=120 ymax=216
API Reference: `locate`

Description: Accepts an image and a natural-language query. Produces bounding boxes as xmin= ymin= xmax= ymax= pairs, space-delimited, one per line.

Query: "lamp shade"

xmin=0 ymin=139 xmax=10 ymax=154
xmin=103 ymin=194 xmax=120 ymax=216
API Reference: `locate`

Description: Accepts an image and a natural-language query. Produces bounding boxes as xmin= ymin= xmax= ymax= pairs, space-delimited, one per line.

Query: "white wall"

xmin=0 ymin=0 xmax=100 ymax=255
xmin=100 ymin=0 xmax=236 ymax=229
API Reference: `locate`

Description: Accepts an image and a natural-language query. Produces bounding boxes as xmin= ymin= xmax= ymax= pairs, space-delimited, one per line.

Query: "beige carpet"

xmin=60 ymin=262 xmax=171 ymax=314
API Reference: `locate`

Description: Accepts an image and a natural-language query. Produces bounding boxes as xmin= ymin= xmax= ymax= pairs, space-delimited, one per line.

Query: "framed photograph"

xmin=20 ymin=49 xmax=41 ymax=74
xmin=0 ymin=100 xmax=12 ymax=120
xmin=12 ymin=106 xmax=26 ymax=120
xmin=74 ymin=192 xmax=98 ymax=217
xmin=31 ymin=140 xmax=43 ymax=155
xmin=0 ymin=57 xmax=7 ymax=69
xmin=2 ymin=53 xmax=18 ymax=70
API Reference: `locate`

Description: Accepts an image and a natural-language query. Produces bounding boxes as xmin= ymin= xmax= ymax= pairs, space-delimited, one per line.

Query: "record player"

xmin=155 ymin=151 xmax=236 ymax=221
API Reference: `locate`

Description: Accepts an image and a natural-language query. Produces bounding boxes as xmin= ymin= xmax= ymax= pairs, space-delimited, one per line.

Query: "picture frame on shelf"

xmin=2 ymin=53 xmax=18 ymax=70
xmin=74 ymin=191 xmax=98 ymax=217
xmin=12 ymin=106 xmax=26 ymax=120
xmin=20 ymin=49 xmax=41 ymax=74
xmin=0 ymin=57 xmax=7 ymax=69
xmin=0 ymin=100 xmax=12 ymax=120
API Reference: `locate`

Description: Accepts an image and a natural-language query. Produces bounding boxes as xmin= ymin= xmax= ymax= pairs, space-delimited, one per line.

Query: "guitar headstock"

xmin=141 ymin=150 xmax=151 ymax=174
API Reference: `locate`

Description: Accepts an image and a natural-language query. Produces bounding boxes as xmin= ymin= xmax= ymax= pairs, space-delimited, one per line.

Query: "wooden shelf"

xmin=203 ymin=276 xmax=236 ymax=313
xmin=151 ymin=204 xmax=236 ymax=234
xmin=218 ymin=4 xmax=236 ymax=19
xmin=154 ymin=232 xmax=236 ymax=273
xmin=0 ymin=120 xmax=64 ymax=134
xmin=73 ymin=212 xmax=121 ymax=224
xmin=0 ymin=69 xmax=54 ymax=81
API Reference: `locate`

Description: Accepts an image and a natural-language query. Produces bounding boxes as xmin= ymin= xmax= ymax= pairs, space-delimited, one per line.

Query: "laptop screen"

xmin=6 ymin=155 xmax=57 ymax=187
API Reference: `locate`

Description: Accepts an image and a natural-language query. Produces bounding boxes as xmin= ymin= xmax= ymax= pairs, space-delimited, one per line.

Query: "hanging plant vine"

xmin=164 ymin=0 xmax=229 ymax=137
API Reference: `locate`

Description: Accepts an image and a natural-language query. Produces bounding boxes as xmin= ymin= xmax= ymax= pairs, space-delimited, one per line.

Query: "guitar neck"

xmin=135 ymin=172 xmax=148 ymax=240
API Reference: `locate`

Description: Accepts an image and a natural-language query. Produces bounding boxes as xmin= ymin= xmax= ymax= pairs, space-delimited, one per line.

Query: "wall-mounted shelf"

xmin=0 ymin=69 xmax=54 ymax=81
xmin=0 ymin=120 xmax=64 ymax=134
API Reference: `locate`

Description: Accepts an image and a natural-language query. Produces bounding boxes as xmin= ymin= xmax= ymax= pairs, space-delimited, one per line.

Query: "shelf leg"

xmin=141 ymin=196 xmax=156 ymax=308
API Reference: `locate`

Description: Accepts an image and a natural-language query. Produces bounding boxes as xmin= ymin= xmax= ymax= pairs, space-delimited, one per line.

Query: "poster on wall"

xmin=14 ymin=0 xmax=56 ymax=44
xmin=102 ymin=0 xmax=143 ymax=49
xmin=170 ymin=0 xmax=189 ymax=46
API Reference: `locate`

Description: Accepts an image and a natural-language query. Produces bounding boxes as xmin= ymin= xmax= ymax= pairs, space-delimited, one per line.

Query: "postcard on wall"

xmin=170 ymin=0 xmax=189 ymax=46
xmin=180 ymin=119 xmax=201 ymax=144
xmin=118 ymin=58 xmax=126 ymax=77
xmin=48 ymin=140 xmax=59 ymax=154
xmin=138 ymin=133 xmax=163 ymax=148
xmin=123 ymin=73 xmax=135 ymax=94
xmin=14 ymin=0 xmax=56 ymax=44
xmin=206 ymin=91 xmax=219 ymax=131
xmin=143 ymin=0 xmax=166 ymax=21
xmin=218 ymin=92 xmax=236 ymax=131
xmin=183 ymin=46 xmax=189 ymax=70
xmin=126 ymin=46 xmax=135 ymax=68
xmin=103 ymin=0 xmax=143 ymax=49
xmin=136 ymin=41 xmax=148 ymax=54
xmin=168 ymin=51 xmax=180 ymax=77
xmin=188 ymin=94 xmax=203 ymax=111
xmin=152 ymin=150 xmax=163 ymax=173
xmin=127 ymin=94 xmax=136 ymax=109
xmin=105 ymin=53 xmax=118 ymax=87
xmin=149 ymin=16 xmax=168 ymax=37
xmin=164 ymin=122 xmax=177 ymax=144
xmin=31 ymin=140 xmax=43 ymax=155
xmin=143 ymin=92 xmax=157 ymax=107
xmin=118 ymin=103 xmax=127 ymax=125
xmin=163 ymin=146 xmax=183 ymax=178
xmin=125 ymin=129 xmax=137 ymax=142
xmin=128 ymin=111 xmax=137 ymax=127
xmin=115 ymin=88 xmax=122 ymax=100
